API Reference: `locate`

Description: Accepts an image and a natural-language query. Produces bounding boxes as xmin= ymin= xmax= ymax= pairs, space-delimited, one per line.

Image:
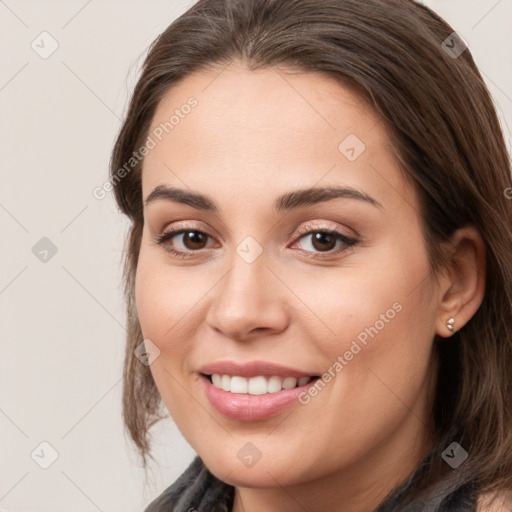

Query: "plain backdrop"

xmin=0 ymin=1 xmax=511 ymax=510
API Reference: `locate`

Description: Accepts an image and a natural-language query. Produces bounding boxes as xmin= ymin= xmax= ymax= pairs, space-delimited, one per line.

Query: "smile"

xmin=208 ymin=374 xmax=316 ymax=394
xmin=199 ymin=373 xmax=320 ymax=421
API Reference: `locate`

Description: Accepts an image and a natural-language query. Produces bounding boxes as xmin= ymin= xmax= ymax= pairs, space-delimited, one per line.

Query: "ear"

xmin=435 ymin=226 xmax=486 ymax=338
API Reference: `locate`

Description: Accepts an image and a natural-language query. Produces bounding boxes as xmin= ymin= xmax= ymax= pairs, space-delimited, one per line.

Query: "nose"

xmin=205 ymin=250 xmax=289 ymax=341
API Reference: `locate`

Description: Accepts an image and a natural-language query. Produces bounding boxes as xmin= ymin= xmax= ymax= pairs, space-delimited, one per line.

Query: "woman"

xmin=109 ymin=0 xmax=512 ymax=510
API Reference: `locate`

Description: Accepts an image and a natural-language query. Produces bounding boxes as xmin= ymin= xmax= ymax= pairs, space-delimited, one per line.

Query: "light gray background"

xmin=1 ymin=1 xmax=511 ymax=511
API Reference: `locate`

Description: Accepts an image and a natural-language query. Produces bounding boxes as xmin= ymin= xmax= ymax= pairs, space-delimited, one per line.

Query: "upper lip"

xmin=198 ymin=360 xmax=318 ymax=379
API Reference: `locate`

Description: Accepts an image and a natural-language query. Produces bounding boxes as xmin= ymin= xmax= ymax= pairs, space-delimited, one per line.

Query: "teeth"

xmin=298 ymin=377 xmax=310 ymax=387
xmin=267 ymin=376 xmax=282 ymax=393
xmin=282 ymin=377 xmax=297 ymax=389
xmin=210 ymin=374 xmax=313 ymax=394
xmin=230 ymin=376 xmax=248 ymax=394
xmin=221 ymin=375 xmax=231 ymax=391
xmin=248 ymin=376 xmax=267 ymax=395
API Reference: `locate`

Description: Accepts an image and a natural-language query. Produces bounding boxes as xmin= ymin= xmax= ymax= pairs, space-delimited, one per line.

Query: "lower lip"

xmin=200 ymin=374 xmax=317 ymax=421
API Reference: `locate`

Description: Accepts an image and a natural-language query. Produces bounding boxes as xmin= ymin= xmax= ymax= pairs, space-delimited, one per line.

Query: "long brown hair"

xmin=110 ymin=0 xmax=512 ymax=506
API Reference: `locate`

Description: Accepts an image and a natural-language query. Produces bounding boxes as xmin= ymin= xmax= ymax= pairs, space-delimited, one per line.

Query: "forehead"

xmin=146 ymin=63 xmax=381 ymax=150
xmin=141 ymin=62 xmax=415 ymax=213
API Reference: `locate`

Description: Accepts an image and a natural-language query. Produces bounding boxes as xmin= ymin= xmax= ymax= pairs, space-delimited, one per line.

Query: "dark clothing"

xmin=144 ymin=449 xmax=477 ymax=512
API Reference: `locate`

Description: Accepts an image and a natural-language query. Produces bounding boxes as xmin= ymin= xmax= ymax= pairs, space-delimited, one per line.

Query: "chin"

xmin=191 ymin=437 xmax=320 ymax=489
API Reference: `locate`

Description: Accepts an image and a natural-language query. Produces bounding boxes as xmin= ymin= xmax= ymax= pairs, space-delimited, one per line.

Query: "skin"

xmin=135 ymin=62 xmax=486 ymax=512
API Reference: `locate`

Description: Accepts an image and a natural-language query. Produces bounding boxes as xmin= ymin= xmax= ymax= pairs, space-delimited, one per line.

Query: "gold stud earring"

xmin=446 ymin=317 xmax=455 ymax=333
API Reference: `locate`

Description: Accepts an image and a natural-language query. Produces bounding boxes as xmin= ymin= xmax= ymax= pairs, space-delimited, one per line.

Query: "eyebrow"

xmin=144 ymin=184 xmax=383 ymax=212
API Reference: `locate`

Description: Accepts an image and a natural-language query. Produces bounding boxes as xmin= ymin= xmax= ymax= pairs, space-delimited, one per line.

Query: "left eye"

xmin=292 ymin=230 xmax=357 ymax=255
xmin=155 ymin=229 xmax=213 ymax=254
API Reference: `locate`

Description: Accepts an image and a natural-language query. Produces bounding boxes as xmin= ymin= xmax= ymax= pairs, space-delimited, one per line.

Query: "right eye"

xmin=154 ymin=228 xmax=216 ymax=258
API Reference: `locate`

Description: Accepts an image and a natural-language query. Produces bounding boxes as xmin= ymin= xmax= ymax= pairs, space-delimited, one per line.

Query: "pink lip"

xmin=198 ymin=360 xmax=316 ymax=379
xmin=199 ymin=374 xmax=317 ymax=421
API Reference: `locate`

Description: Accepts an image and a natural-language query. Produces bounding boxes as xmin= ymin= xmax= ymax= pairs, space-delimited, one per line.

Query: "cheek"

xmin=297 ymin=241 xmax=435 ymax=352
xmin=292 ymin=235 xmax=438 ymax=409
xmin=134 ymin=250 xmax=203 ymax=346
xmin=273 ymin=248 xmax=438 ymax=473
xmin=134 ymin=251 xmax=189 ymax=389
xmin=134 ymin=245 xmax=219 ymax=415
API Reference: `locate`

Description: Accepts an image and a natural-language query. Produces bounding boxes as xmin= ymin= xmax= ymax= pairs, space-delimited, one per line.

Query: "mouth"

xmin=199 ymin=372 xmax=321 ymax=421
xmin=202 ymin=373 xmax=320 ymax=394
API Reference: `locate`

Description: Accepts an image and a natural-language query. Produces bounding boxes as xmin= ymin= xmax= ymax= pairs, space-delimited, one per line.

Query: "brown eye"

xmin=155 ymin=229 xmax=213 ymax=256
xmin=180 ymin=231 xmax=208 ymax=250
xmin=293 ymin=229 xmax=358 ymax=258
xmin=309 ymin=232 xmax=337 ymax=252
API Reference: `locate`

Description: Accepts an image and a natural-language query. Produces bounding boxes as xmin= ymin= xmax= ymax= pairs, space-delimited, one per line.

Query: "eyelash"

xmin=153 ymin=225 xmax=358 ymax=260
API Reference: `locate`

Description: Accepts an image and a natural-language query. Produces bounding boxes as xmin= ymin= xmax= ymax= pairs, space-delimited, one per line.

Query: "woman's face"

xmin=135 ymin=63 xmax=443 ymax=490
